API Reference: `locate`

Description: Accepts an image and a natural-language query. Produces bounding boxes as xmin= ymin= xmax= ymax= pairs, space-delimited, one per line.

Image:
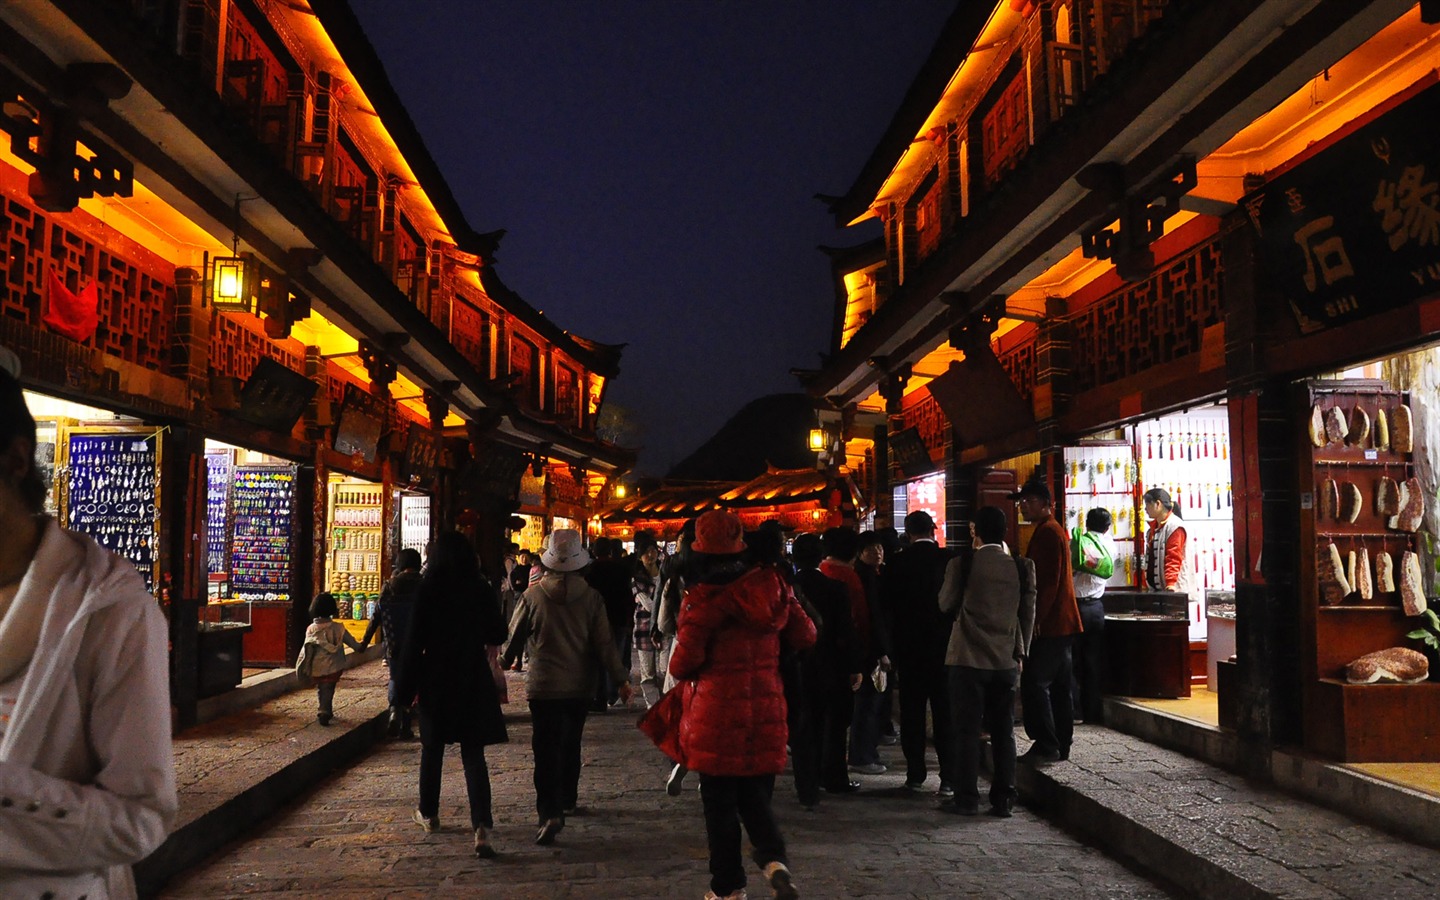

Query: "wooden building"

xmin=804 ymin=0 xmax=1440 ymax=765
xmin=0 ymin=0 xmax=632 ymax=725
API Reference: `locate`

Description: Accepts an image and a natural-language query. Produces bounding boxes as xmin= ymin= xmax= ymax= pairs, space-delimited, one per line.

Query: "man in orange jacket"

xmin=1012 ymin=479 xmax=1083 ymax=764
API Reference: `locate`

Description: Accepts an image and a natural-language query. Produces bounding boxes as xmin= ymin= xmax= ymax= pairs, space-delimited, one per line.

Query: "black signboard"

xmin=333 ymin=383 xmax=385 ymax=463
xmin=401 ymin=422 xmax=441 ymax=483
xmin=889 ymin=426 xmax=935 ymax=479
xmin=234 ymin=357 xmax=317 ymax=434
xmin=1243 ymin=78 xmax=1440 ymax=333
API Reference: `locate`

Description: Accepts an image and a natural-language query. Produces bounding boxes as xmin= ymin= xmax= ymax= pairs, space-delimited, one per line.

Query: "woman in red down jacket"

xmin=669 ymin=511 xmax=815 ymax=900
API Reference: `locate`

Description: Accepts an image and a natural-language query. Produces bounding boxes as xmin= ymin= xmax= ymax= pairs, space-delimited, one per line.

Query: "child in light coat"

xmin=305 ymin=592 xmax=362 ymax=725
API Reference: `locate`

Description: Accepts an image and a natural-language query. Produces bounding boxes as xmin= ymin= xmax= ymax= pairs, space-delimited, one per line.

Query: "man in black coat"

xmin=884 ymin=510 xmax=956 ymax=795
xmin=786 ymin=533 xmax=862 ymax=808
xmin=586 ymin=537 xmax=634 ymax=709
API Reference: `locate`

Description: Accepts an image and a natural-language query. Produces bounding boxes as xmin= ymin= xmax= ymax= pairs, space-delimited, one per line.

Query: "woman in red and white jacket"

xmin=669 ymin=511 xmax=814 ymax=900
xmin=1142 ymin=488 xmax=1196 ymax=597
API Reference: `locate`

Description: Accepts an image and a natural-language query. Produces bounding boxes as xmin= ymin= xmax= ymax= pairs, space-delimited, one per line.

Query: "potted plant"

xmin=1405 ymin=608 xmax=1440 ymax=682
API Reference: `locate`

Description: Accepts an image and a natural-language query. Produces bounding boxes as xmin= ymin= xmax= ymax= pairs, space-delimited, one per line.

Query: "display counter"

xmin=197 ymin=621 xmax=251 ymax=698
xmin=1205 ymin=590 xmax=1237 ymax=691
xmin=1103 ymin=590 xmax=1192 ymax=698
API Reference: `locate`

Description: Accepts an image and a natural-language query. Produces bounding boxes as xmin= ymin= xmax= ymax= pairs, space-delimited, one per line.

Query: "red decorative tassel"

xmin=43 ymin=270 xmax=100 ymax=342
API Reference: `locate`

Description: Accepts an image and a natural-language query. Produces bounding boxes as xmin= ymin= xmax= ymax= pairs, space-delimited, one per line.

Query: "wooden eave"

xmin=808 ymin=0 xmax=1411 ymax=407
xmin=827 ymin=2 xmax=994 ymax=226
xmin=476 ymin=266 xmax=625 ymax=378
xmin=602 ymin=482 xmax=735 ymax=522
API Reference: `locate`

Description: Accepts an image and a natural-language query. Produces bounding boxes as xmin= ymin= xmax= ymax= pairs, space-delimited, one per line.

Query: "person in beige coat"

xmin=503 ymin=529 xmax=631 ymax=846
xmin=0 ymin=357 xmax=176 ymax=898
xmin=937 ymin=505 xmax=1036 ymax=818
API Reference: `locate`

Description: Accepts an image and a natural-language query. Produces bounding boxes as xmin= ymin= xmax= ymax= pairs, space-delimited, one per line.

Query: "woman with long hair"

xmin=395 ymin=530 xmax=508 ymax=858
xmin=1142 ymin=488 xmax=1195 ymax=596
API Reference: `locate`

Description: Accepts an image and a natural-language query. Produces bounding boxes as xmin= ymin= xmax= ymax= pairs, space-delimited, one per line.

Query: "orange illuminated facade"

xmin=0 ymin=0 xmax=632 ymax=724
xmin=805 ymin=1 xmax=1440 ymax=767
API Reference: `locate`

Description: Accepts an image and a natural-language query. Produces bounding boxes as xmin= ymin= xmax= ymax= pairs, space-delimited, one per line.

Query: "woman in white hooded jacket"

xmin=0 ymin=354 xmax=176 ymax=899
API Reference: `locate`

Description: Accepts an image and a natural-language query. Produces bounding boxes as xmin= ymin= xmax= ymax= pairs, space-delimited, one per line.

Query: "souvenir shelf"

xmin=229 ymin=466 xmax=295 ymax=602
xmin=205 ymin=450 xmax=233 ymax=578
xmin=1062 ymin=441 xmax=1141 ymax=587
xmin=330 ymin=483 xmax=383 ymax=639
xmin=62 ymin=428 xmax=161 ymax=592
xmin=1300 ymin=380 xmax=1440 ymax=762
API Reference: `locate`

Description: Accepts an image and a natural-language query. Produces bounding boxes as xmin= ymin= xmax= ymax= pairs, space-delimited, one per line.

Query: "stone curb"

xmin=133 ymin=705 xmax=389 ymax=897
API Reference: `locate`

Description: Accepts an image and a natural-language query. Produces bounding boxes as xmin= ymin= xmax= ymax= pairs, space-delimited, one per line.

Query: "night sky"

xmin=347 ymin=0 xmax=956 ymax=475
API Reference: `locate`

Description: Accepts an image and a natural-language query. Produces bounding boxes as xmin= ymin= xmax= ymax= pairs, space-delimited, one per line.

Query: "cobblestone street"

xmin=161 ymin=672 xmax=1174 ymax=899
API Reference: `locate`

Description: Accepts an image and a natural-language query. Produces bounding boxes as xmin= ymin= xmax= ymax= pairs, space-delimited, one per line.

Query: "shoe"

xmin=399 ymin=727 xmax=416 ymax=741
xmin=666 ymin=762 xmax=688 ymax=796
xmin=563 ymin=805 xmax=583 ymax=816
xmin=1018 ymin=746 xmax=1062 ymax=765
xmin=385 ymin=706 xmax=403 ymax=739
xmin=989 ymin=798 xmax=1015 ymax=818
xmin=939 ymin=797 xmax=979 ymax=816
xmin=764 ymin=861 xmax=799 ymax=900
xmin=849 ymin=762 xmax=886 ymax=775
xmin=822 ymin=780 xmax=861 ymax=794
xmin=317 ymin=712 xmax=332 ymax=726
xmin=473 ymin=826 xmax=496 ymax=858
xmin=703 ymin=891 xmax=748 ymax=900
xmin=535 ymin=817 xmax=562 ymax=846
xmin=936 ymin=782 xmax=954 ymax=798
xmin=412 ymin=809 xmax=439 ymax=833
xmin=879 ymin=733 xmax=899 ymax=746
xmin=904 ymin=779 xmax=929 ymax=793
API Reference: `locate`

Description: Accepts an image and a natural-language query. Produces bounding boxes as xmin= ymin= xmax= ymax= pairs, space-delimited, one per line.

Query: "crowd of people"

xmin=0 ymin=339 xmax=1184 ymax=899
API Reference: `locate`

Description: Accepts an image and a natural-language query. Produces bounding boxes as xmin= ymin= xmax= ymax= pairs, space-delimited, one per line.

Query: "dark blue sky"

xmin=348 ymin=0 xmax=956 ymax=475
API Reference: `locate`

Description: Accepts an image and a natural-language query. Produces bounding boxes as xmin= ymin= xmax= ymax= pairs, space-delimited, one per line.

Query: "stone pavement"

xmin=142 ymin=662 xmax=1440 ymax=899
xmin=153 ymin=665 xmax=1173 ymax=899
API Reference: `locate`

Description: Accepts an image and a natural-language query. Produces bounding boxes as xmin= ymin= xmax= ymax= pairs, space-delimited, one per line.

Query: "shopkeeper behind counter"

xmin=1142 ymin=488 xmax=1196 ymax=595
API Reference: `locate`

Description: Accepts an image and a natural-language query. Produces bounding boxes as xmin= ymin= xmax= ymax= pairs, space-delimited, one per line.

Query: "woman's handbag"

xmin=637 ymin=681 xmax=688 ymax=763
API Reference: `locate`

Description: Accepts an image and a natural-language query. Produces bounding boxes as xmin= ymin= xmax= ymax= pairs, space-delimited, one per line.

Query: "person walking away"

xmin=669 ymin=511 xmax=814 ymax=900
xmin=817 ymin=527 xmax=870 ymax=793
xmin=788 ymin=532 xmax=860 ymax=809
xmin=0 ymin=355 xmax=176 ymax=899
xmin=394 ymin=532 xmax=508 ymax=857
xmin=587 ymin=536 xmax=634 ymax=709
xmin=361 ymin=546 xmax=423 ymax=737
xmin=1012 ymin=479 xmax=1083 ymax=764
xmin=503 ymin=529 xmax=631 ymax=845
xmin=632 ymin=531 xmax=664 ymax=708
xmin=305 ymin=592 xmax=363 ymax=725
xmin=849 ymin=531 xmax=893 ymax=776
xmin=654 ymin=519 xmax=696 ymax=793
xmin=884 ymin=510 xmax=956 ymax=795
xmin=1071 ymin=508 xmax=1114 ymax=724
xmin=938 ymin=507 xmax=1036 ymax=817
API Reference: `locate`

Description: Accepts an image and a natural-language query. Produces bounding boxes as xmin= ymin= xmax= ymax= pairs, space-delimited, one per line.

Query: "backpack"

xmin=1072 ymin=529 xmax=1114 ymax=579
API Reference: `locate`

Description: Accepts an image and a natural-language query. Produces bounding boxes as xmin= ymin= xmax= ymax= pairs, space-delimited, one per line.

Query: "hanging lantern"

xmin=808 ymin=428 xmax=828 ymax=452
xmin=208 ymin=252 xmax=256 ymax=313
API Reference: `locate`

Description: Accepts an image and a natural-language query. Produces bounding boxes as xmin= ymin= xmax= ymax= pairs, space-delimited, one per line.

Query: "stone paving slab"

xmin=155 ymin=676 xmax=1175 ymax=900
xmin=1019 ymin=726 xmax=1440 ymax=900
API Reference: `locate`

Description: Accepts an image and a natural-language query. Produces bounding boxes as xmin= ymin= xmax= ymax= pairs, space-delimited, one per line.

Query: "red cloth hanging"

xmin=43 ymin=270 xmax=100 ymax=343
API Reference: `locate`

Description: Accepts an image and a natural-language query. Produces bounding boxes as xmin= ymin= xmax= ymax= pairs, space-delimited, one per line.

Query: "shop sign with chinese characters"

xmin=1243 ymin=79 xmax=1440 ymax=333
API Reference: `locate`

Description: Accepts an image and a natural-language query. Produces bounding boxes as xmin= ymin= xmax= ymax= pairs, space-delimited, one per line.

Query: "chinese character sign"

xmin=906 ymin=472 xmax=947 ymax=547
xmin=1243 ymin=80 xmax=1440 ymax=333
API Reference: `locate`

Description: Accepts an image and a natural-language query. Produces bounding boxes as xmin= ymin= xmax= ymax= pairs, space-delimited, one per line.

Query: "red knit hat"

xmin=692 ymin=510 xmax=746 ymax=555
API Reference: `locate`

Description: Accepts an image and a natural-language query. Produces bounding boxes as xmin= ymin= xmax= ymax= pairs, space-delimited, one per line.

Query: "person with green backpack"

xmin=1071 ymin=508 xmax=1114 ymax=724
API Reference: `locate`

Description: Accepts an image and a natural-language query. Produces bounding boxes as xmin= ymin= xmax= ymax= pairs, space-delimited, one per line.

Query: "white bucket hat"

xmin=541 ymin=528 xmax=590 ymax=572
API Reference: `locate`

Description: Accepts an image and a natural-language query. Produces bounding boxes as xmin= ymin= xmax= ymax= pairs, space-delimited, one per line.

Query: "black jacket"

xmin=884 ymin=540 xmax=953 ymax=668
xmin=396 ymin=573 xmax=508 ymax=745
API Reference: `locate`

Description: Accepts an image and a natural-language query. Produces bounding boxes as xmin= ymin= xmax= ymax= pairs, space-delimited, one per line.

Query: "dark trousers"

xmin=529 ymin=697 xmax=590 ymax=822
xmin=417 ymin=711 xmax=494 ymax=829
xmin=1071 ymin=598 xmax=1106 ymax=723
xmin=816 ymin=680 xmax=854 ymax=789
xmin=699 ymin=774 xmax=787 ymax=896
xmin=783 ymin=659 xmax=819 ymax=806
xmin=948 ymin=665 xmax=1018 ymax=809
xmin=848 ymin=675 xmax=885 ymax=766
xmin=315 ymin=680 xmax=337 ymax=716
xmin=1022 ymin=635 xmax=1075 ymax=756
xmin=898 ymin=658 xmax=953 ymax=785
